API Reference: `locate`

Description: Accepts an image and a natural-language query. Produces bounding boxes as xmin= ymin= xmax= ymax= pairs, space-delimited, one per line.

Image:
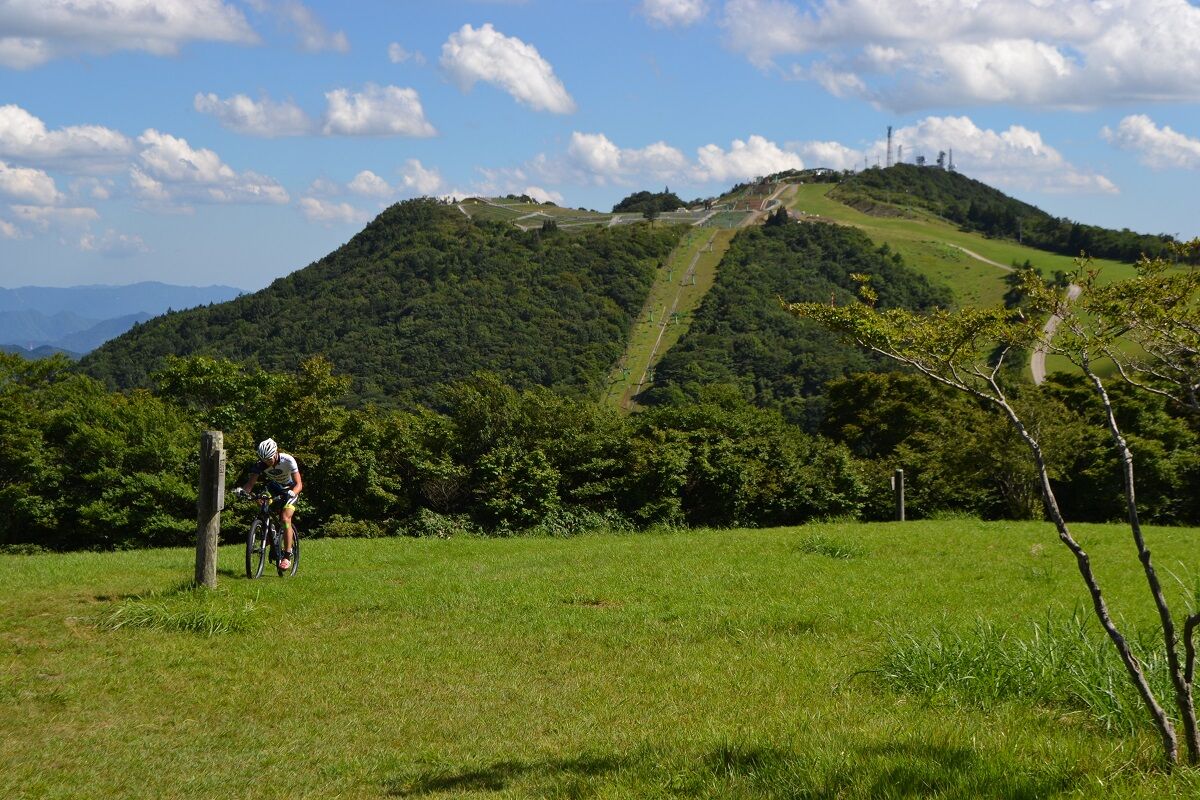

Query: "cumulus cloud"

xmin=441 ymin=23 xmax=576 ymax=114
xmin=322 ymin=84 xmax=437 ymax=137
xmin=0 ymin=160 xmax=61 ymax=204
xmin=0 ymin=218 xmax=19 ymax=238
xmin=10 ymin=205 xmax=99 ymax=231
xmin=388 ymin=42 xmax=426 ymax=65
xmin=789 ymin=139 xmax=864 ymax=171
xmin=347 ymin=170 xmax=392 ymax=197
xmin=133 ymin=129 xmax=290 ymax=206
xmin=1103 ymin=115 xmax=1200 ymax=170
xmin=0 ymin=0 xmax=258 ymax=68
xmin=273 ymin=0 xmax=348 ymax=52
xmin=871 ymin=116 xmax=1116 ymax=194
xmin=298 ymin=196 xmax=371 ymax=225
xmin=400 ymin=159 xmax=443 ymax=195
xmin=693 ymin=135 xmax=803 ymax=182
xmin=79 ymin=228 xmax=149 ymax=257
xmin=640 ymin=0 xmax=709 ymax=27
xmin=567 ymin=132 xmax=689 ymax=184
xmin=721 ymin=0 xmax=1200 ymax=110
xmin=194 ymin=93 xmax=312 ymax=137
xmin=0 ymin=105 xmax=133 ymax=171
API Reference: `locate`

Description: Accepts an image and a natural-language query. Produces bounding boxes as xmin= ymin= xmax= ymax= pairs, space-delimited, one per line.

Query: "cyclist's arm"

xmin=243 ymin=473 xmax=260 ymax=494
xmin=289 ymin=470 xmax=303 ymax=497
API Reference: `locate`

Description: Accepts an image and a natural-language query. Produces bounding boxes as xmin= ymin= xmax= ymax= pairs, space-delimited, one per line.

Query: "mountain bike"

xmin=235 ymin=489 xmax=301 ymax=578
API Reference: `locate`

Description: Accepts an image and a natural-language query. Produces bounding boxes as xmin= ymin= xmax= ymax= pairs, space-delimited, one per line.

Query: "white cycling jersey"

xmin=251 ymin=452 xmax=300 ymax=489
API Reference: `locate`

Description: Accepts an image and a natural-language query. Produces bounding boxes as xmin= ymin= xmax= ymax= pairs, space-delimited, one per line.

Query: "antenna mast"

xmin=886 ymin=126 xmax=893 ymax=168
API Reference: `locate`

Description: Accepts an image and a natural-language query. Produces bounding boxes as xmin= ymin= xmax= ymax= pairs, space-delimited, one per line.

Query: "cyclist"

xmin=240 ymin=438 xmax=303 ymax=571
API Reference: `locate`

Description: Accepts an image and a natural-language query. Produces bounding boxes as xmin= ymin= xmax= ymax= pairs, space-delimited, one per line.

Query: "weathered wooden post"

xmin=195 ymin=430 xmax=226 ymax=588
xmin=892 ymin=468 xmax=905 ymax=522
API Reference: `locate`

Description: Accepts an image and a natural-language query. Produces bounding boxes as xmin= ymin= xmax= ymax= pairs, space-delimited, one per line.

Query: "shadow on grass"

xmin=384 ymin=739 xmax=1080 ymax=798
xmin=384 ymin=753 xmax=624 ymax=796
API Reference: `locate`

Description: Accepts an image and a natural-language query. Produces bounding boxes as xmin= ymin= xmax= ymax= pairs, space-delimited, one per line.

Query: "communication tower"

xmin=948 ymin=149 xmax=955 ymax=172
xmin=897 ymin=145 xmax=903 ymax=164
xmin=886 ymin=126 xmax=893 ymax=168
xmin=936 ymin=151 xmax=946 ymax=169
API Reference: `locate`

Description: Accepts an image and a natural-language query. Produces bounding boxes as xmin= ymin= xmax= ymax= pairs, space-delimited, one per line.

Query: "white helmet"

xmin=257 ymin=438 xmax=278 ymax=461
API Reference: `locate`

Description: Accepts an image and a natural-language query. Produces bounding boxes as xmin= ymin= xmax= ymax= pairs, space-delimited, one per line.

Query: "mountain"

xmin=0 ymin=281 xmax=243 ymax=317
xmin=0 ymin=282 xmax=241 ymax=356
xmin=830 ymin=164 xmax=1174 ymax=263
xmin=80 ymin=199 xmax=685 ymax=405
xmin=1 ymin=343 xmax=80 ymax=360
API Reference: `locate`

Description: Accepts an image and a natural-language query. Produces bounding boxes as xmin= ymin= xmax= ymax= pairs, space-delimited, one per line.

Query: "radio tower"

xmin=897 ymin=145 xmax=903 ymax=164
xmin=886 ymin=126 xmax=893 ymax=168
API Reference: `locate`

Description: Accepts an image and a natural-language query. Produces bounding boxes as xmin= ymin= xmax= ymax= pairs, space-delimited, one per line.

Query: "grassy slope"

xmin=787 ymin=184 xmax=1137 ymax=309
xmin=4 ymin=522 xmax=1200 ymax=798
xmin=603 ymin=227 xmax=736 ymax=411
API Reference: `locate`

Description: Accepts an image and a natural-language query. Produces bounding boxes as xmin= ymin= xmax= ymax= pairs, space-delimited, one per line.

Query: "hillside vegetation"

xmin=832 ymin=164 xmax=1174 ymax=263
xmin=644 ymin=220 xmax=951 ymax=426
xmin=81 ymin=200 xmax=683 ymax=406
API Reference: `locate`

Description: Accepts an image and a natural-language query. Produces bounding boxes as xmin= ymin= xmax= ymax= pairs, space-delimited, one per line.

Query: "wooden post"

xmin=893 ymin=468 xmax=905 ymax=522
xmin=195 ymin=430 xmax=225 ymax=588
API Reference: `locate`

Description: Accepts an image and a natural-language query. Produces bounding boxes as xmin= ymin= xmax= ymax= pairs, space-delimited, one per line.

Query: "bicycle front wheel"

xmin=246 ymin=519 xmax=267 ymax=579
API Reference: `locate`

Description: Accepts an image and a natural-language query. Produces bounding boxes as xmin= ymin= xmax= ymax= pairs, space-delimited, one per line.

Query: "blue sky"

xmin=2 ymin=0 xmax=1199 ymax=289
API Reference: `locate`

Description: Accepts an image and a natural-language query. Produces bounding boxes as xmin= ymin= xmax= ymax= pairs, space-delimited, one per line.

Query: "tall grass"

xmin=95 ymin=587 xmax=258 ymax=636
xmin=878 ymin=611 xmax=1172 ymax=733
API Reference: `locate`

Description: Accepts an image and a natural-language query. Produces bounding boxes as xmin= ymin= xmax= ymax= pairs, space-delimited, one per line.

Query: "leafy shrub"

xmin=319 ymin=515 xmax=389 ymax=539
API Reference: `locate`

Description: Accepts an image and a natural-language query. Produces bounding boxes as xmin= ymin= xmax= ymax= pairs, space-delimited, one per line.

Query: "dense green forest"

xmin=643 ymin=221 xmax=951 ymax=427
xmin=81 ymin=200 xmax=683 ymax=407
xmin=833 ymin=164 xmax=1175 ymax=262
xmin=612 ymin=190 xmax=686 ymax=214
xmin=6 ymin=351 xmax=1199 ymax=553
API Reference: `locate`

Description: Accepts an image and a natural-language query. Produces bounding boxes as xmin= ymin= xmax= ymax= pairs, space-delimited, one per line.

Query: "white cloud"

xmin=347 ymin=170 xmax=392 ymax=197
xmin=520 ymin=185 xmax=564 ymax=205
xmin=0 ymin=160 xmax=61 ymax=204
xmin=79 ymin=228 xmax=149 ymax=257
xmin=721 ymin=0 xmax=1200 ymax=110
xmin=640 ymin=0 xmax=709 ymax=27
xmin=274 ymin=0 xmax=348 ymax=52
xmin=789 ymin=140 xmax=864 ymax=171
xmin=298 ymin=196 xmax=371 ymax=225
xmin=0 ymin=105 xmax=133 ymax=170
xmin=322 ymin=84 xmax=437 ymax=137
xmin=10 ymin=205 xmax=99 ymax=231
xmin=441 ymin=23 xmax=576 ymax=114
xmin=566 ymin=132 xmax=689 ymax=184
xmin=134 ymin=129 xmax=290 ymax=205
xmin=0 ymin=218 xmax=19 ymax=238
xmin=693 ymin=135 xmax=803 ymax=182
xmin=0 ymin=0 xmax=259 ymax=68
xmin=1103 ymin=115 xmax=1200 ymax=170
xmin=879 ymin=116 xmax=1116 ymax=194
xmin=400 ymin=159 xmax=443 ymax=195
xmin=194 ymin=93 xmax=313 ymax=137
xmin=388 ymin=42 xmax=426 ymax=65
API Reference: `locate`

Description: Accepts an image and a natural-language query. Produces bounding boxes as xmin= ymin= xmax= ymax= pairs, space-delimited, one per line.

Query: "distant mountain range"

xmin=0 ymin=281 xmax=243 ymax=358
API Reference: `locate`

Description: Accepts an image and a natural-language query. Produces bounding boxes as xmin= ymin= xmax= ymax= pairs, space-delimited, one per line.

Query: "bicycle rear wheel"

xmin=277 ymin=523 xmax=300 ymax=577
xmin=246 ymin=519 xmax=268 ymax=579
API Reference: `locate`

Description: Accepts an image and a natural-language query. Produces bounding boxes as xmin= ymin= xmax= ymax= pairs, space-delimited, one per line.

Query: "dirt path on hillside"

xmin=950 ymin=244 xmax=1014 ymax=272
xmin=1031 ymin=283 xmax=1083 ymax=385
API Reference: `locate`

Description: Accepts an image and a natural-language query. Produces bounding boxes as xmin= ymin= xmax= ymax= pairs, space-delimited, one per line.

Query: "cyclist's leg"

xmin=281 ymin=503 xmax=296 ymax=555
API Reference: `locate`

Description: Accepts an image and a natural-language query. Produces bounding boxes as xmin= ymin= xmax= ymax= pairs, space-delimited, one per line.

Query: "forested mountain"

xmin=81 ymin=200 xmax=683 ymax=406
xmin=642 ymin=221 xmax=951 ymax=428
xmin=832 ymin=164 xmax=1174 ymax=262
xmin=612 ymin=190 xmax=686 ymax=214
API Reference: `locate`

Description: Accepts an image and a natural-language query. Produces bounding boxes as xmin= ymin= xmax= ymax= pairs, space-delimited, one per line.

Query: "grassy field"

xmin=786 ymin=184 xmax=1137 ymax=309
xmin=5 ymin=521 xmax=1200 ymax=798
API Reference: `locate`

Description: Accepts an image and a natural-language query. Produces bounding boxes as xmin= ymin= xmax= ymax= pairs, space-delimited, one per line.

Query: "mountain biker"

xmin=239 ymin=438 xmax=303 ymax=571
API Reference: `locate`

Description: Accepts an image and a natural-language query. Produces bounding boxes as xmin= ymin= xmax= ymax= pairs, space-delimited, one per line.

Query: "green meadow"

xmin=5 ymin=521 xmax=1200 ymax=798
xmin=786 ymin=184 xmax=1136 ymax=309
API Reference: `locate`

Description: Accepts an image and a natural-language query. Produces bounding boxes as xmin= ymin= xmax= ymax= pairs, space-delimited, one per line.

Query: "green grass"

xmin=787 ymin=184 xmax=1137 ymax=309
xmin=6 ymin=521 xmax=1200 ymax=797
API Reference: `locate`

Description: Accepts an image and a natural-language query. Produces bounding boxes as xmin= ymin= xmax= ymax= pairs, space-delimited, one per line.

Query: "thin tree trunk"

xmin=994 ymin=395 xmax=1180 ymax=766
xmin=1086 ymin=369 xmax=1199 ymax=764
